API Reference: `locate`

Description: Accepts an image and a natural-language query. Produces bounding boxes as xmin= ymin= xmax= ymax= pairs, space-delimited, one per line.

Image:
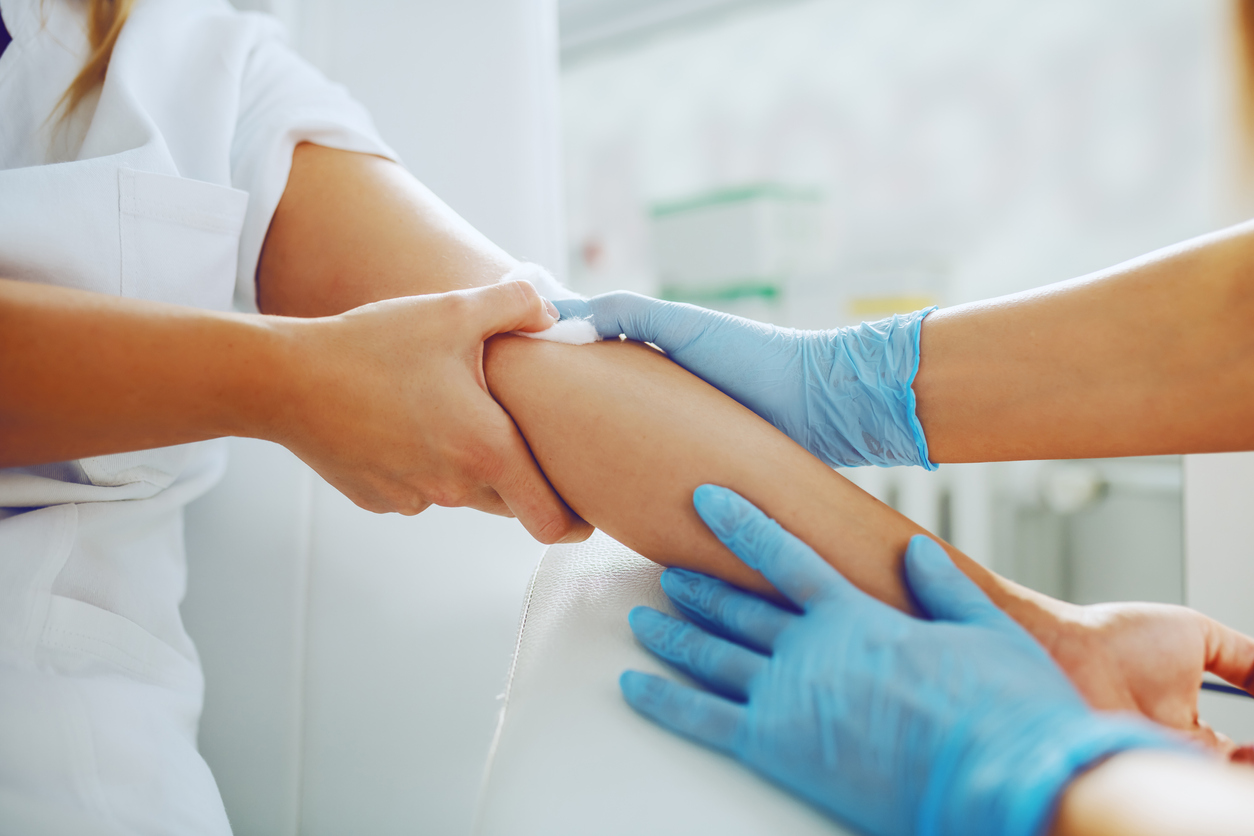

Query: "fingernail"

xmin=542 ymin=298 xmax=560 ymax=321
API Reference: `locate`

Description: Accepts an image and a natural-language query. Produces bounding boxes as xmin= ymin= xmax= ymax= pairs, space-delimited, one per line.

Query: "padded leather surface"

xmin=473 ymin=532 xmax=849 ymax=835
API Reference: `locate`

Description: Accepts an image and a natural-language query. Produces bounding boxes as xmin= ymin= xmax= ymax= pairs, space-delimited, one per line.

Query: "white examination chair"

xmin=473 ymin=532 xmax=850 ymax=836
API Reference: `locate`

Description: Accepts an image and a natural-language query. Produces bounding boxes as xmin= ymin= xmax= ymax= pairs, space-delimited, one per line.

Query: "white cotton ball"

xmin=515 ymin=318 xmax=600 ymax=345
xmin=500 ymin=263 xmax=599 ymax=344
xmin=502 ymin=262 xmax=583 ymax=302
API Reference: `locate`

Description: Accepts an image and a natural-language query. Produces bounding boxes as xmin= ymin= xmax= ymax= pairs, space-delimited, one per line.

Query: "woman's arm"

xmin=915 ymin=221 xmax=1254 ymax=462
xmin=1054 ymin=751 xmax=1254 ymax=836
xmin=253 ymin=145 xmax=1254 ymax=744
xmin=0 ymin=277 xmax=281 ymax=465
xmin=0 ymin=142 xmax=589 ymax=541
xmin=481 ymin=333 xmax=1254 ymax=748
xmin=484 ymin=334 xmax=1034 ymax=610
xmin=256 ymin=142 xmax=517 ymax=315
xmin=0 ymin=275 xmax=588 ymax=540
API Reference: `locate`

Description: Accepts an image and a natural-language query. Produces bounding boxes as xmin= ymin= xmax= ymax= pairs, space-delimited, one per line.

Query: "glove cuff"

xmin=929 ymin=712 xmax=1189 ymax=836
xmin=823 ymin=306 xmax=938 ymax=470
xmin=902 ymin=306 xmax=938 ymax=472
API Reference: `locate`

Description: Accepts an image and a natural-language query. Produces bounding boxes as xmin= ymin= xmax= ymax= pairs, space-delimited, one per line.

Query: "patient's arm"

xmin=485 ymin=335 xmax=1012 ymax=614
xmin=255 ymin=144 xmax=1253 ymax=746
xmin=483 ymin=334 xmax=1254 ymax=751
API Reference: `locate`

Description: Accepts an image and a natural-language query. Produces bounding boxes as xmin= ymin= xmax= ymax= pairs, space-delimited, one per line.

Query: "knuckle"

xmin=372 ymin=480 xmax=431 ymax=516
xmin=486 ymin=278 xmax=529 ymax=314
xmin=508 ymin=277 xmax=541 ymax=306
xmin=506 ymin=279 xmax=546 ymax=323
xmin=530 ymin=512 xmax=574 ymax=546
xmin=354 ymin=498 xmax=389 ymax=515
xmin=465 ymin=427 xmax=517 ymax=483
xmin=440 ymin=291 xmax=473 ymax=321
xmin=427 ymin=481 xmax=472 ymax=508
xmin=451 ymin=445 xmax=500 ymax=490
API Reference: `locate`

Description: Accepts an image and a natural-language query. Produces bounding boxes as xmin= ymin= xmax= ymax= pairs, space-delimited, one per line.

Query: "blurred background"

xmin=192 ymin=1 xmax=1254 ymax=834
xmin=558 ymin=0 xmax=1251 ymax=606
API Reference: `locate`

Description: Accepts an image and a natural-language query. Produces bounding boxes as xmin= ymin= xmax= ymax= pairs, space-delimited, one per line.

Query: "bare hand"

xmin=1045 ymin=601 xmax=1254 ymax=757
xmin=272 ymin=279 xmax=593 ymax=544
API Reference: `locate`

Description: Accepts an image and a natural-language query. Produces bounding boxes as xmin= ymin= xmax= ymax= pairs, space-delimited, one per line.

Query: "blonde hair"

xmin=58 ymin=0 xmax=134 ymax=118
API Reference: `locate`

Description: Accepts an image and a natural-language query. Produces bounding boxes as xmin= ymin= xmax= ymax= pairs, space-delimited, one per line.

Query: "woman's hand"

xmin=568 ymin=292 xmax=936 ymax=469
xmin=622 ymin=487 xmax=1177 ymax=836
xmin=1041 ymin=600 xmax=1254 ymax=758
xmin=270 ymin=279 xmax=592 ymax=544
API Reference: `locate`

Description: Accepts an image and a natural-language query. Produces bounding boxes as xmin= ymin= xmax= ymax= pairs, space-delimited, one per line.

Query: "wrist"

xmin=212 ymin=312 xmax=317 ymax=446
xmin=820 ymin=306 xmax=938 ymax=469
xmin=1009 ymin=590 xmax=1074 ymax=655
xmin=938 ymin=711 xmax=1179 ymax=836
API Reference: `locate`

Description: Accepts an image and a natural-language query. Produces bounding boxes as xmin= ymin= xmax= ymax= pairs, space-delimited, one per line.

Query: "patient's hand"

xmin=1043 ymin=601 xmax=1254 ymax=757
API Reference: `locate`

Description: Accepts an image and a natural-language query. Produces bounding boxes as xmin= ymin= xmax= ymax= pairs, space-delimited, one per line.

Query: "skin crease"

xmin=480 ymin=334 xmax=1254 ymax=757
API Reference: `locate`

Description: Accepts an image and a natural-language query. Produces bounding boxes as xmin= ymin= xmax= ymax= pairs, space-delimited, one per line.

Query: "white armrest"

xmin=473 ymin=532 xmax=849 ymax=835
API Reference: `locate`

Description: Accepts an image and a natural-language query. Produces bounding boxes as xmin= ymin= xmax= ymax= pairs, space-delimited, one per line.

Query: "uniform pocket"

xmin=39 ymin=595 xmax=202 ymax=692
xmin=118 ymin=168 xmax=248 ymax=311
xmin=83 ymin=170 xmax=249 ymax=491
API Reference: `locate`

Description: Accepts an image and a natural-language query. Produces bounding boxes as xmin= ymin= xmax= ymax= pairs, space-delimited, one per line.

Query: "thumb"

xmin=904 ymin=535 xmax=1012 ymax=629
xmin=463 ymin=279 xmax=558 ymax=340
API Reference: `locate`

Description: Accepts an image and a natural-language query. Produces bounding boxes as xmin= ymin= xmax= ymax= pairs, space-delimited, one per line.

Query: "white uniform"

xmin=0 ymin=0 xmax=395 ymax=832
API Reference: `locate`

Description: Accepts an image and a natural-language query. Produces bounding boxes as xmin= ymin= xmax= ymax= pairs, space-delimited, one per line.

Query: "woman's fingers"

xmin=660 ymin=568 xmax=795 ymax=654
xmin=693 ymin=484 xmax=853 ymax=611
xmin=1184 ymin=720 xmax=1239 ymax=759
xmin=487 ymin=417 xmax=593 ymax=544
xmin=903 ymin=535 xmax=1016 ymax=631
xmin=582 ymin=290 xmax=711 ymax=347
xmin=619 ymin=670 xmax=744 ymax=755
xmin=628 ymin=606 xmax=767 ymax=701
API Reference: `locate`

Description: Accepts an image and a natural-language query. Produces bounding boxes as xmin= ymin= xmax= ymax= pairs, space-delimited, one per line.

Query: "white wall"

xmin=185 ymin=2 xmax=564 ymax=834
xmin=560 ymin=0 xmax=1237 ymax=310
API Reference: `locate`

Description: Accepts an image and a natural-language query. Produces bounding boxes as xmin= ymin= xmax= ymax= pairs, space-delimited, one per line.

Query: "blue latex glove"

xmin=552 ymin=294 xmax=937 ymax=469
xmin=620 ymin=486 xmax=1183 ymax=836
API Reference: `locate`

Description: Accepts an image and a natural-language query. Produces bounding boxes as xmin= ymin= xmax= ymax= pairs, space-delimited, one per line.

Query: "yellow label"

xmin=848 ymin=295 xmax=938 ymax=317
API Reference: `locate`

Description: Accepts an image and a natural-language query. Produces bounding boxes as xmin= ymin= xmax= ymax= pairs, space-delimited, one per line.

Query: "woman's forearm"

xmin=916 ymin=220 xmax=1254 ymax=462
xmin=1053 ymin=751 xmax=1254 ymax=836
xmin=483 ymin=334 xmax=1053 ymax=629
xmin=0 ymin=277 xmax=287 ymax=466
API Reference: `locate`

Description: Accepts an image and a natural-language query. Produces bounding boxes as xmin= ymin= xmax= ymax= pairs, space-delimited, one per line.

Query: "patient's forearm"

xmin=484 ymin=335 xmax=1053 ymax=628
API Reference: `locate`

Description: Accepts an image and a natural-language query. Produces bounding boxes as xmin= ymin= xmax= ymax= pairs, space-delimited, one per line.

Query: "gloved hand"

xmin=552 ymin=294 xmax=936 ymax=469
xmin=620 ymin=486 xmax=1182 ymax=836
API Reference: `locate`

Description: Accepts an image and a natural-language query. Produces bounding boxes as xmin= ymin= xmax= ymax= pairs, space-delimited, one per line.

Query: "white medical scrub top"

xmin=0 ymin=0 xmax=395 ymax=832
